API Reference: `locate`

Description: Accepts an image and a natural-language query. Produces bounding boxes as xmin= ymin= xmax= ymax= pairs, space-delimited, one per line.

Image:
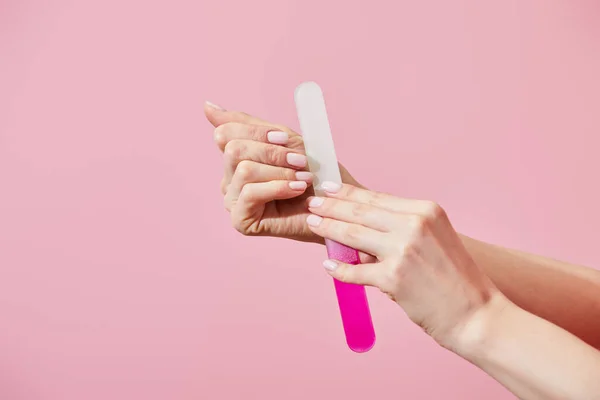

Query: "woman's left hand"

xmin=305 ymin=182 xmax=504 ymax=350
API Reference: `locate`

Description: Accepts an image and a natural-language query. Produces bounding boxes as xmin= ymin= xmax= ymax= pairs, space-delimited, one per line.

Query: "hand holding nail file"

xmin=294 ymin=81 xmax=376 ymax=353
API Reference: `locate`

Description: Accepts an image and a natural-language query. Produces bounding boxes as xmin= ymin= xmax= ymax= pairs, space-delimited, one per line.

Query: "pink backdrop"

xmin=1 ymin=1 xmax=599 ymax=399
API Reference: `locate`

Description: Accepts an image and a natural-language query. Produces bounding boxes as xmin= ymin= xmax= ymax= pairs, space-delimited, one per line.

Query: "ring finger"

xmin=225 ymin=161 xmax=313 ymax=209
xmin=222 ymin=139 xmax=308 ymax=192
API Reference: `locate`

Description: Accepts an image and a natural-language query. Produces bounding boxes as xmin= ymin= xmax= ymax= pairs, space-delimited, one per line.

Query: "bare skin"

xmin=205 ymin=101 xmax=600 ymax=399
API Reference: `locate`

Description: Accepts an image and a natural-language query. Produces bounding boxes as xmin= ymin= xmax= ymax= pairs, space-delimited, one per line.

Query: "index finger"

xmin=204 ymin=101 xmax=291 ymax=132
xmin=321 ymin=182 xmax=441 ymax=217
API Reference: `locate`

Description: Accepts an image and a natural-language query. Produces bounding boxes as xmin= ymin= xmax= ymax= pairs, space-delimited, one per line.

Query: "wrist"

xmin=446 ymin=291 xmax=515 ymax=360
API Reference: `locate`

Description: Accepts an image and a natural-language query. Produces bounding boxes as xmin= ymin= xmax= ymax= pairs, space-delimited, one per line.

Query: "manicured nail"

xmin=306 ymin=214 xmax=323 ymax=227
xmin=205 ymin=101 xmax=225 ymax=110
xmin=295 ymin=171 xmax=313 ymax=182
xmin=286 ymin=153 xmax=307 ymax=168
xmin=267 ymin=131 xmax=289 ymax=145
xmin=289 ymin=181 xmax=307 ymax=190
xmin=308 ymin=197 xmax=324 ymax=207
xmin=323 ymin=260 xmax=338 ymax=271
xmin=321 ymin=181 xmax=342 ymax=193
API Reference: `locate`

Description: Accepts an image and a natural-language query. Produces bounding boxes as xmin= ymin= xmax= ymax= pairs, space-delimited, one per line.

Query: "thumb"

xmin=203 ymin=101 xmax=287 ymax=130
xmin=322 ymin=260 xmax=380 ymax=287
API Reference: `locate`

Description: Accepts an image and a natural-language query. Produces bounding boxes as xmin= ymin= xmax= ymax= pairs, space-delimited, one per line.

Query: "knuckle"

xmin=213 ymin=126 xmax=227 ymax=146
xmin=275 ymin=182 xmax=289 ymax=197
xmin=368 ymin=190 xmax=386 ymax=206
xmin=335 ymin=267 xmax=352 ymax=283
xmin=286 ymin=168 xmax=298 ymax=181
xmin=351 ymin=203 xmax=369 ymax=218
xmin=410 ymin=212 xmax=430 ymax=236
xmin=237 ymin=186 xmax=252 ymax=203
xmin=224 ymin=140 xmax=244 ymax=161
xmin=381 ymin=266 xmax=400 ymax=292
xmin=342 ymin=224 xmax=360 ymax=241
xmin=423 ymin=201 xmax=446 ymax=222
xmin=391 ymin=256 xmax=408 ymax=279
xmin=401 ymin=239 xmax=421 ymax=264
xmin=411 ymin=201 xmax=446 ymax=236
xmin=235 ymin=160 xmax=255 ymax=182
xmin=264 ymin=145 xmax=283 ymax=165
xmin=344 ymin=184 xmax=356 ymax=197
xmin=245 ymin=124 xmax=262 ymax=139
xmin=231 ymin=216 xmax=249 ymax=235
xmin=288 ymin=134 xmax=306 ymax=151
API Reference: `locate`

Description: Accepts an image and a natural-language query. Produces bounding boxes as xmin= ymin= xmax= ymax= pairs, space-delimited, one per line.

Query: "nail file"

xmin=294 ymin=81 xmax=376 ymax=353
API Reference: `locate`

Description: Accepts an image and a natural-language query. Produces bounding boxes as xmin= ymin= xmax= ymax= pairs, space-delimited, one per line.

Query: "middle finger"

xmin=214 ymin=122 xmax=304 ymax=152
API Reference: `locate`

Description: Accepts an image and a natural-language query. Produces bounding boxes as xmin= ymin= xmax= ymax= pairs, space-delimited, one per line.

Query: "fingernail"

xmin=308 ymin=197 xmax=324 ymax=207
xmin=267 ymin=131 xmax=289 ymax=145
xmin=323 ymin=260 xmax=338 ymax=271
xmin=321 ymin=181 xmax=342 ymax=193
xmin=289 ymin=181 xmax=307 ymax=190
xmin=306 ymin=214 xmax=323 ymax=227
xmin=205 ymin=101 xmax=225 ymax=110
xmin=286 ymin=153 xmax=307 ymax=168
xmin=295 ymin=171 xmax=313 ymax=182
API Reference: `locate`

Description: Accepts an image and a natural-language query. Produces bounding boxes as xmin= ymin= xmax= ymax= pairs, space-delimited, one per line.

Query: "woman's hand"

xmin=204 ymin=101 xmax=362 ymax=243
xmin=305 ymin=182 xmax=504 ymax=349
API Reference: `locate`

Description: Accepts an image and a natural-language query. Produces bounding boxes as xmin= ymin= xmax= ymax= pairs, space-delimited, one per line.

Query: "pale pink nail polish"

xmin=323 ymin=260 xmax=338 ymax=271
xmin=267 ymin=131 xmax=289 ymax=145
xmin=205 ymin=101 xmax=225 ymax=110
xmin=295 ymin=171 xmax=313 ymax=182
xmin=306 ymin=214 xmax=323 ymax=227
xmin=289 ymin=181 xmax=307 ymax=190
xmin=286 ymin=153 xmax=307 ymax=168
xmin=309 ymin=197 xmax=324 ymax=207
xmin=321 ymin=181 xmax=342 ymax=193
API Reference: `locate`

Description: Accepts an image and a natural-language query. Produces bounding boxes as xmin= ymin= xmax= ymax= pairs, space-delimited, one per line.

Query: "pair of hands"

xmin=205 ymin=101 xmax=502 ymax=350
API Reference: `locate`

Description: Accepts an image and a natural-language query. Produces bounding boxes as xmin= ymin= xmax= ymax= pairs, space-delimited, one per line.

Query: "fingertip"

xmin=205 ymin=101 xmax=225 ymax=111
xmin=307 ymin=196 xmax=324 ymax=208
xmin=323 ymin=259 xmax=339 ymax=271
xmin=295 ymin=171 xmax=314 ymax=183
xmin=267 ymin=130 xmax=289 ymax=145
xmin=288 ymin=181 xmax=308 ymax=191
xmin=321 ymin=181 xmax=343 ymax=194
xmin=204 ymin=101 xmax=227 ymax=127
xmin=306 ymin=214 xmax=323 ymax=227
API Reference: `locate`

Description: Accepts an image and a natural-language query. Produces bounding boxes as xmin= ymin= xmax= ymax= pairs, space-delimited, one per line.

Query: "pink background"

xmin=1 ymin=1 xmax=599 ymax=399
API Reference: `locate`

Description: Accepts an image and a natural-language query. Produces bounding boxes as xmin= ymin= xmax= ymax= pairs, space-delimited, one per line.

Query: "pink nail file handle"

xmin=326 ymin=239 xmax=376 ymax=353
xmin=294 ymin=81 xmax=376 ymax=352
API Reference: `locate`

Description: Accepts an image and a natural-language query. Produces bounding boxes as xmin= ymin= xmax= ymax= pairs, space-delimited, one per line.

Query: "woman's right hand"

xmin=303 ymin=182 xmax=504 ymax=350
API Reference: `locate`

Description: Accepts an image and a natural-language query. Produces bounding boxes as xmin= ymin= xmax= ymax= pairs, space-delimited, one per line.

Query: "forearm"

xmin=460 ymin=235 xmax=600 ymax=349
xmin=455 ymin=295 xmax=600 ymax=400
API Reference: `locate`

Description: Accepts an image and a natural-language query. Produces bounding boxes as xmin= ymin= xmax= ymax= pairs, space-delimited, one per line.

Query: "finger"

xmin=239 ymin=180 xmax=308 ymax=205
xmin=322 ymin=259 xmax=382 ymax=288
xmin=223 ymin=140 xmax=308 ymax=190
xmin=320 ymin=182 xmax=442 ymax=217
xmin=204 ymin=101 xmax=289 ymax=131
xmin=306 ymin=196 xmax=402 ymax=232
xmin=225 ymin=161 xmax=313 ymax=208
xmin=306 ymin=214 xmax=388 ymax=257
xmin=214 ymin=123 xmax=296 ymax=151
xmin=231 ymin=180 xmax=309 ymax=234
